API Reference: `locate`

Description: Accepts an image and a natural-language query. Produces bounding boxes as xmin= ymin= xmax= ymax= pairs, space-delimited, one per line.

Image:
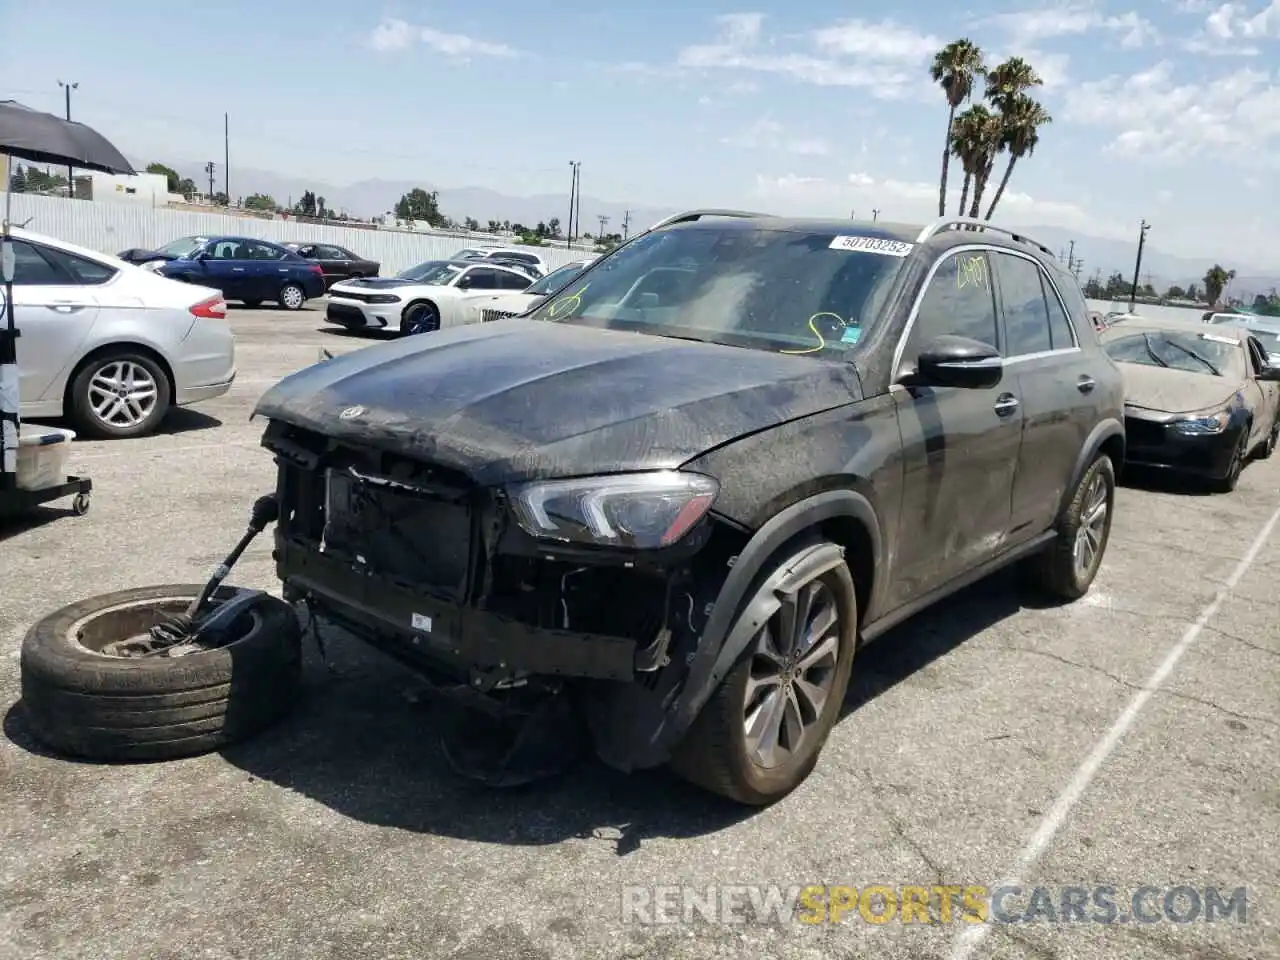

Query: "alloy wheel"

xmin=1073 ymin=470 xmax=1109 ymax=581
xmin=88 ymin=360 xmax=159 ymax=430
xmin=742 ymin=581 xmax=842 ymax=769
xmin=281 ymin=285 xmax=304 ymax=310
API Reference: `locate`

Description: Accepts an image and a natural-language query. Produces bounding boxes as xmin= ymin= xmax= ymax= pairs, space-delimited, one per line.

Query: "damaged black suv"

xmin=255 ymin=210 xmax=1126 ymax=805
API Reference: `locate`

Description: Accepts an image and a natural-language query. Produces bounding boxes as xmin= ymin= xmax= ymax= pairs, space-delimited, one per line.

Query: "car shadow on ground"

xmin=320 ymin=327 xmax=399 ymax=342
xmin=1118 ymin=465 xmax=1217 ymax=497
xmin=201 ymin=573 xmax=1028 ymax=850
xmin=157 ymin=408 xmax=223 ymax=435
xmin=0 ymin=504 xmax=80 ymax=542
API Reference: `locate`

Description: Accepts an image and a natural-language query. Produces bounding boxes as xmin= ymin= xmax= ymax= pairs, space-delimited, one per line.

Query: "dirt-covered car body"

xmin=254 ymin=211 xmax=1125 ymax=795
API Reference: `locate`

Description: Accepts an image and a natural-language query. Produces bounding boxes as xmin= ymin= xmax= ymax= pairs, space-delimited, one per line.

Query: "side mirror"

xmin=192 ymin=251 xmax=209 ymax=261
xmin=910 ymin=335 xmax=1004 ymax=389
xmin=456 ymin=277 xmax=472 ymax=289
xmin=1257 ymin=364 xmax=1280 ymax=382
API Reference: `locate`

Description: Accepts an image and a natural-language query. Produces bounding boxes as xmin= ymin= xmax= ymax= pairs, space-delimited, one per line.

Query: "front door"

xmin=202 ymin=239 xmax=249 ymax=299
xmin=887 ymin=249 xmax=1024 ymax=608
xmin=1244 ymin=336 xmax=1280 ymax=444
xmin=8 ymin=239 xmax=102 ymax=407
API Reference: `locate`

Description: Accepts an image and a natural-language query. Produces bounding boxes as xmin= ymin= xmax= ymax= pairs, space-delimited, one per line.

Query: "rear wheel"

xmin=669 ymin=541 xmax=856 ymax=805
xmin=278 ymin=283 xmax=306 ymax=311
xmin=68 ymin=350 xmax=172 ymax=439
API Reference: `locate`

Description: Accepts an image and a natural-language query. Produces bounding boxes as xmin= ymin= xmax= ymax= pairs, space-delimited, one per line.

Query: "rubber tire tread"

xmin=19 ymin=585 xmax=303 ymax=761
xmin=668 ymin=546 xmax=857 ymax=806
xmin=68 ymin=350 xmax=172 ymax=440
xmin=1023 ymin=454 xmax=1115 ymax=601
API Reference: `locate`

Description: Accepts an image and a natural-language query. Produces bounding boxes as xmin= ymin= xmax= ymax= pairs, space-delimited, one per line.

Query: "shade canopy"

xmin=0 ymin=100 xmax=134 ymax=174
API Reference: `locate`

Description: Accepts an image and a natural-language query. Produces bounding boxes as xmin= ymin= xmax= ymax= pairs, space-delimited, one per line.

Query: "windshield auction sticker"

xmin=829 ymin=235 xmax=914 ymax=257
xmin=1200 ymin=332 xmax=1239 ymax=345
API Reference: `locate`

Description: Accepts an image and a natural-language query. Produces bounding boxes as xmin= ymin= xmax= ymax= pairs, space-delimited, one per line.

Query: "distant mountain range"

xmin=151 ymin=157 xmax=1279 ymax=299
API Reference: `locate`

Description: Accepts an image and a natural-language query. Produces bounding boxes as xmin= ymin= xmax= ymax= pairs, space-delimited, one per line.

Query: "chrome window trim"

xmin=890 ymin=244 xmax=1083 ymax=381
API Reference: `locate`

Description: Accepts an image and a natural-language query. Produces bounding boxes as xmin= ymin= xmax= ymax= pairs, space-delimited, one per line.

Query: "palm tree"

xmin=983 ymin=95 xmax=1052 ymax=220
xmin=966 ymin=57 xmax=1044 ymax=220
xmin=964 ymin=109 xmax=1005 ymax=220
xmin=951 ymin=106 xmax=995 ymax=218
xmin=930 ymin=39 xmax=986 ymax=217
xmin=1203 ymin=265 xmax=1237 ymax=306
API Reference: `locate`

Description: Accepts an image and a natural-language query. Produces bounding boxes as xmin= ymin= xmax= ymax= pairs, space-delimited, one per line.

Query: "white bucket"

xmin=16 ymin=425 xmax=77 ymax=491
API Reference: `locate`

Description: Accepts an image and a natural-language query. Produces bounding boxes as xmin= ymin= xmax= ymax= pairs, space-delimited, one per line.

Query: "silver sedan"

xmin=7 ymin=227 xmax=236 ymax=439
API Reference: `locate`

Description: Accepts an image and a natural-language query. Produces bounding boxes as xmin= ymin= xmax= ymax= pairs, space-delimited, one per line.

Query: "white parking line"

xmin=948 ymin=500 xmax=1280 ymax=960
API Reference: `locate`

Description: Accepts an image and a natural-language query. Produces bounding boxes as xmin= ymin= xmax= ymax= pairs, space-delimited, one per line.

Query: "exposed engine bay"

xmin=260 ymin=419 xmax=742 ymax=779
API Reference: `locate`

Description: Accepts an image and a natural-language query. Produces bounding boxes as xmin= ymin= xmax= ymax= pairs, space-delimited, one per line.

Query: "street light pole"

xmin=1129 ymin=219 xmax=1150 ymax=312
xmin=567 ymin=161 xmax=579 ymax=248
xmin=58 ymin=80 xmax=78 ymax=195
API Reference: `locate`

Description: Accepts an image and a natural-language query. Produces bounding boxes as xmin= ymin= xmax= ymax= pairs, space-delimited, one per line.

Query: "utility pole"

xmin=58 ymin=80 xmax=78 ymax=194
xmin=224 ymin=113 xmax=230 ymax=204
xmin=1067 ymin=240 xmax=1076 ymax=271
xmin=1073 ymin=260 xmax=1083 ymax=282
xmin=567 ymin=161 xmax=580 ymax=247
xmin=1129 ymin=219 xmax=1150 ymax=312
xmin=205 ymin=161 xmax=216 ymax=201
xmin=871 ymin=208 xmax=880 ymax=221
xmin=597 ymin=214 xmax=610 ymax=239
xmin=622 ymin=210 xmax=631 ymax=240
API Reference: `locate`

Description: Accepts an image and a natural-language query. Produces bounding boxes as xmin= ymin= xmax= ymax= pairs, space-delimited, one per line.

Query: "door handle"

xmin=993 ymin=394 xmax=1019 ymax=416
xmin=47 ymin=301 xmax=88 ymax=312
xmin=1077 ymin=375 xmax=1096 ymax=393
xmin=232 ymin=267 xmax=246 ymax=272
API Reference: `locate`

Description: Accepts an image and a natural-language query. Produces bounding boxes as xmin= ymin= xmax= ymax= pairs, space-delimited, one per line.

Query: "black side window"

xmin=317 ymin=245 xmax=346 ymax=260
xmin=464 ymin=268 xmax=502 ymax=290
xmin=498 ymin=270 xmax=531 ymax=290
xmin=10 ymin=241 xmax=69 ymax=285
xmin=41 ymin=246 xmax=118 ymax=285
xmin=903 ymin=251 xmax=998 ymax=365
xmin=1247 ymin=339 xmax=1265 ymax=375
xmin=995 ymin=252 xmax=1052 ymax=355
xmin=1042 ymin=279 xmax=1076 ymax=350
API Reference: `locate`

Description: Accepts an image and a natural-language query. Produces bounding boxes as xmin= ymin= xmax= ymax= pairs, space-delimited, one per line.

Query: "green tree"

xmin=1083 ymin=275 xmax=1103 ymax=299
xmin=930 ymin=39 xmax=987 ymax=217
xmin=983 ymin=93 xmax=1051 ymax=220
xmin=464 ymin=216 xmax=480 ymax=231
xmin=244 ymin=193 xmax=277 ymax=212
xmin=1102 ymin=271 xmax=1128 ymax=299
xmin=548 ymin=217 xmax=562 ymax=239
xmin=145 ymin=162 xmax=181 ymax=193
xmin=1203 ymin=264 xmax=1236 ymax=305
xmin=969 ymin=57 xmax=1043 ymax=219
xmin=486 ymin=219 xmax=501 ymax=233
xmin=950 ymin=105 xmax=997 ymax=218
xmin=317 ymin=196 xmax=328 ymax=218
xmin=393 ymin=187 xmax=444 ymax=226
xmin=8 ymin=163 xmax=26 ymax=192
xmin=175 ymin=177 xmax=196 ymax=200
xmin=212 ymin=191 xmax=228 ymax=206
xmin=1165 ymin=284 xmax=1186 ymax=299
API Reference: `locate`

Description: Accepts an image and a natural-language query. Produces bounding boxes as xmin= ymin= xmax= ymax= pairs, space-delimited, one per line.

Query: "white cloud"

xmin=676 ymin=13 xmax=937 ymax=99
xmin=983 ymin=5 xmax=1160 ymax=47
xmin=366 ymin=18 xmax=519 ymax=58
xmin=1181 ymin=0 xmax=1277 ymax=52
xmin=1064 ymin=60 xmax=1280 ymax=159
xmin=750 ymin=171 xmax=1111 ymax=234
xmin=722 ymin=119 xmax=831 ymax=155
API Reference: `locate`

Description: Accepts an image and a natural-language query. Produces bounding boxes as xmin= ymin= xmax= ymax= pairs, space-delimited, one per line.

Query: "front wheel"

xmin=1209 ymin=428 xmax=1250 ymax=493
xmin=402 ymin=301 xmax=440 ymax=336
xmin=669 ymin=542 xmax=857 ymax=805
xmin=1022 ymin=453 xmax=1115 ymax=601
xmin=278 ymin=283 xmax=306 ymax=310
xmin=1256 ymin=418 xmax=1278 ymax=460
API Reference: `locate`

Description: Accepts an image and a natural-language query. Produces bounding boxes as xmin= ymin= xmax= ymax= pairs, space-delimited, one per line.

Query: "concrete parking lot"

xmin=2 ymin=304 xmax=1278 ymax=960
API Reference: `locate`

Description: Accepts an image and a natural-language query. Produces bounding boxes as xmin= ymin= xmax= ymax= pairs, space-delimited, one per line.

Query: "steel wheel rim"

xmin=88 ymin=360 xmax=159 ymax=428
xmin=66 ymin=596 xmax=259 ymax=659
xmin=282 ymin=286 xmax=303 ymax=309
xmin=1073 ymin=471 xmax=1109 ymax=580
xmin=742 ymin=580 xmax=841 ymax=770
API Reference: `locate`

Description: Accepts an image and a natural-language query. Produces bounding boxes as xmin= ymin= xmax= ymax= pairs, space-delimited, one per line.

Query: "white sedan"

xmin=6 ymin=227 xmax=236 ymax=439
xmin=324 ymin=259 xmax=535 ymax=335
xmin=462 ymin=257 xmax=598 ymax=325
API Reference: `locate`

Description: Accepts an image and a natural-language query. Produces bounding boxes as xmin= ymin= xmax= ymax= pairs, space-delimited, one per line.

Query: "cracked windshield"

xmin=1 ymin=2 xmax=1277 ymax=960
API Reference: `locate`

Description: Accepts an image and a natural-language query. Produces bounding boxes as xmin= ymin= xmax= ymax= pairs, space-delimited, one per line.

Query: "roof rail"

xmin=915 ymin=217 xmax=1057 ymax=258
xmin=648 ymin=208 xmax=775 ymax=231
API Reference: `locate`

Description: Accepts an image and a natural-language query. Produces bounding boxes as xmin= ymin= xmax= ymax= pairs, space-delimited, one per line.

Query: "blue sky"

xmin=3 ymin=0 xmax=1278 ymax=264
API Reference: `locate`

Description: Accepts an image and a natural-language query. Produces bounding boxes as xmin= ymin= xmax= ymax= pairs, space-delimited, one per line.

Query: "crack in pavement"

xmin=1203 ymin=625 xmax=1280 ymax=660
xmin=997 ymin=646 xmax=1280 ymax=730
xmin=858 ymin=767 xmax=947 ymax=886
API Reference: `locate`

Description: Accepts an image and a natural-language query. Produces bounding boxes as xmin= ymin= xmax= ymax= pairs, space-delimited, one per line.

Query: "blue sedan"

xmin=144 ymin=236 xmax=327 ymax=310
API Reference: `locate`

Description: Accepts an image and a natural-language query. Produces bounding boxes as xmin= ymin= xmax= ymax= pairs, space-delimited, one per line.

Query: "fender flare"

xmin=633 ymin=489 xmax=882 ymax=768
xmin=1059 ymin=418 xmax=1124 ymax=517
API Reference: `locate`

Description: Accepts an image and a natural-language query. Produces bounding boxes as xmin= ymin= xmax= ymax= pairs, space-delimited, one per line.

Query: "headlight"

xmin=508 ymin=471 xmax=719 ymax=549
xmin=1173 ymin=411 xmax=1230 ymax=435
xmin=142 ymin=260 xmax=165 ymax=272
xmin=365 ymin=294 xmax=400 ymax=304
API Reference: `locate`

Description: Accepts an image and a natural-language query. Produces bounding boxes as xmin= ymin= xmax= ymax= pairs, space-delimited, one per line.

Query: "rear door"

xmin=990 ymin=249 xmax=1094 ymax=541
xmin=313 ymin=244 xmax=352 ymax=285
xmin=9 ymin=240 xmax=103 ymax=405
xmin=887 ymin=248 xmax=1024 ymax=608
xmin=240 ymin=239 xmax=292 ymax=300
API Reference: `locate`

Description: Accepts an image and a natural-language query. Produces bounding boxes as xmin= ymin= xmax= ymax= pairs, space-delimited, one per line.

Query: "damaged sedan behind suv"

xmin=254 ymin=210 xmax=1126 ymax=805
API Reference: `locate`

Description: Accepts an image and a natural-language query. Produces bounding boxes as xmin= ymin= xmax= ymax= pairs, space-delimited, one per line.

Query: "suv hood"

xmin=254 ymin=318 xmax=862 ymax=485
xmin=1120 ymin=364 xmax=1241 ymax=414
xmin=336 ymin=277 xmax=431 ymax=291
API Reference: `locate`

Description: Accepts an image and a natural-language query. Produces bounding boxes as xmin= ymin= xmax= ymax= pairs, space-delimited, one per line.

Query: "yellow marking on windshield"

xmin=781 ymin=313 xmax=845 ymax=355
xmin=545 ymin=283 xmax=590 ymax=319
xmin=957 ymin=256 xmax=987 ymax=289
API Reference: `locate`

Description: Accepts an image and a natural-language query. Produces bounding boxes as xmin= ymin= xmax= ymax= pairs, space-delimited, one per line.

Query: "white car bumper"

xmin=324 ymin=294 xmax=405 ymax=330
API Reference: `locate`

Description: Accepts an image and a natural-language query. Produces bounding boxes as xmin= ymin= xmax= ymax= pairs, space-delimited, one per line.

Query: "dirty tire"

xmin=1256 ymin=418 xmax=1278 ymax=460
xmin=19 ymin=585 xmax=303 ymax=762
xmin=1209 ymin=427 xmax=1250 ymax=493
xmin=668 ymin=543 xmax=857 ymax=806
xmin=1023 ymin=453 xmax=1116 ymax=601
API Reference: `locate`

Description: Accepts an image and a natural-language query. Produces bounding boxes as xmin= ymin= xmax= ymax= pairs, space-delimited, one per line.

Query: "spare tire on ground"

xmin=19 ymin=584 xmax=303 ymax=762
